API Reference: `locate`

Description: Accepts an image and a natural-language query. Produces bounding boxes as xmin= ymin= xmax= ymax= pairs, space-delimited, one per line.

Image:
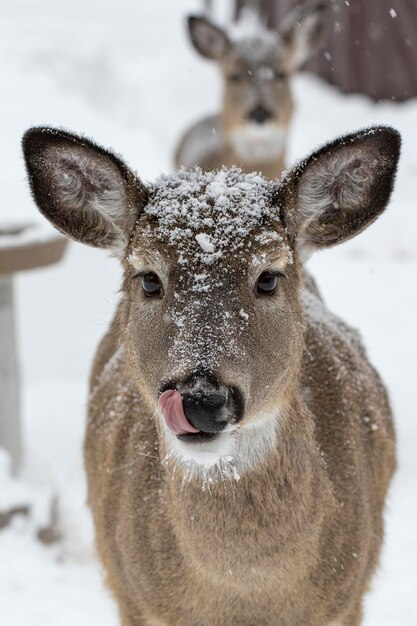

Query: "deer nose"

xmin=248 ymin=105 xmax=273 ymax=125
xmin=182 ymin=390 xmax=228 ymax=433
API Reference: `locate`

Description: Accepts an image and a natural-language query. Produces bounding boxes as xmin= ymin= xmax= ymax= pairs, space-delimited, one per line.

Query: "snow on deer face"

xmin=125 ymin=167 xmax=303 ymax=465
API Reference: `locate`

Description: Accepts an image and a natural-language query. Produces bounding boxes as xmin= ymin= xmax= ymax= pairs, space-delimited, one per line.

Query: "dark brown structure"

xmin=236 ymin=0 xmax=417 ymax=102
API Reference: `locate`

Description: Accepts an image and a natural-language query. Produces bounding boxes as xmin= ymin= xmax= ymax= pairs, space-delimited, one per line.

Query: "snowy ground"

xmin=0 ymin=1 xmax=416 ymax=624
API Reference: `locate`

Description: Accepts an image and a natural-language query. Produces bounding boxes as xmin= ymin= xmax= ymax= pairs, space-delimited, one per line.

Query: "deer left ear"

xmin=187 ymin=15 xmax=231 ymax=60
xmin=278 ymin=127 xmax=401 ymax=261
xmin=23 ymin=127 xmax=148 ymax=256
xmin=281 ymin=0 xmax=326 ymax=71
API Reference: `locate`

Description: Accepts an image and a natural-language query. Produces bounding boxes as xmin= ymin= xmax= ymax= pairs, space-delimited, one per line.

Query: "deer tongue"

xmin=158 ymin=389 xmax=200 ymax=435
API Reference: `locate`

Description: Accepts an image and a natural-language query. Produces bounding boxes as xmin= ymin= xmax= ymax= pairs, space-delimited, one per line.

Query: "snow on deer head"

xmin=23 ymin=126 xmax=400 ymax=468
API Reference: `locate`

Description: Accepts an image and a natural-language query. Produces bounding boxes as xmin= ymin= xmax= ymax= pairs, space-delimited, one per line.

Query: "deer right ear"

xmin=278 ymin=127 xmax=401 ymax=261
xmin=187 ymin=15 xmax=231 ymax=60
xmin=280 ymin=0 xmax=326 ymax=71
xmin=23 ymin=127 xmax=148 ymax=255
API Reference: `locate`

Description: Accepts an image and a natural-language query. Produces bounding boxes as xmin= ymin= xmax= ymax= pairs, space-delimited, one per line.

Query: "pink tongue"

xmin=158 ymin=390 xmax=200 ymax=435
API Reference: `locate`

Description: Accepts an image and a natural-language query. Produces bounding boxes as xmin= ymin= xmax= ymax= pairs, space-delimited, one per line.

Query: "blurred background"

xmin=0 ymin=1 xmax=416 ymax=624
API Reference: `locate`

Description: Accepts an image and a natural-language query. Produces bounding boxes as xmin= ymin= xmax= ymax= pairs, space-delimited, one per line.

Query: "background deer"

xmin=24 ymin=124 xmax=399 ymax=626
xmin=175 ymin=0 xmax=325 ymax=180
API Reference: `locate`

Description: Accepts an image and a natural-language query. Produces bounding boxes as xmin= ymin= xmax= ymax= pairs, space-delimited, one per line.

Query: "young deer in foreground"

xmin=175 ymin=0 xmax=325 ymax=180
xmin=24 ymin=125 xmax=399 ymax=626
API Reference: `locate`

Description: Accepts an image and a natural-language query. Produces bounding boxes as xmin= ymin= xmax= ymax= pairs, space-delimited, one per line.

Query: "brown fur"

xmin=23 ymin=125 xmax=401 ymax=626
xmin=175 ymin=2 xmax=325 ymax=180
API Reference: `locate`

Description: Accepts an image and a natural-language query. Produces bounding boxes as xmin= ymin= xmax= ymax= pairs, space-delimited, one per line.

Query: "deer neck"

xmin=220 ymin=113 xmax=287 ymax=180
xmin=163 ymin=399 xmax=334 ymax=578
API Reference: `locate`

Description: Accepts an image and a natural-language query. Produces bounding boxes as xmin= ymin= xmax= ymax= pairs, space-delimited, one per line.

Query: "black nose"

xmin=247 ymin=105 xmax=273 ymax=125
xmin=182 ymin=390 xmax=228 ymax=433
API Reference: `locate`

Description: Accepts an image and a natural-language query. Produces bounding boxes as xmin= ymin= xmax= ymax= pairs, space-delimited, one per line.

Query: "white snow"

xmin=195 ymin=232 xmax=215 ymax=253
xmin=0 ymin=449 xmax=31 ymax=511
xmin=142 ymin=166 xmax=273 ymax=267
xmin=0 ymin=0 xmax=416 ymax=624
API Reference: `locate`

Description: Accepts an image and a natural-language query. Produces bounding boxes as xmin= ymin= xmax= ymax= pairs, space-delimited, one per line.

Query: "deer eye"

xmin=141 ymin=272 xmax=162 ymax=298
xmin=228 ymin=72 xmax=243 ymax=82
xmin=256 ymin=272 xmax=279 ymax=296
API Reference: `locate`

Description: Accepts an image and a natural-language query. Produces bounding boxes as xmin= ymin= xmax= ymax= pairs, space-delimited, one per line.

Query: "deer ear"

xmin=280 ymin=0 xmax=326 ymax=71
xmin=23 ymin=127 xmax=148 ymax=255
xmin=187 ymin=15 xmax=230 ymax=60
xmin=279 ymin=127 xmax=401 ymax=261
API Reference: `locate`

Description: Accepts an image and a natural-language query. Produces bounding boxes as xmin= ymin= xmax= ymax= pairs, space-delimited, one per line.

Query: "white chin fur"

xmin=162 ymin=412 xmax=279 ymax=477
xmin=163 ymin=428 xmax=234 ymax=469
xmin=229 ymin=124 xmax=286 ymax=163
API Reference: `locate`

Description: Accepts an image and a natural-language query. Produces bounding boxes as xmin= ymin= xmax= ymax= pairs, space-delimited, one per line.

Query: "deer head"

xmin=187 ymin=1 xmax=326 ymax=163
xmin=23 ymin=126 xmax=400 ymax=469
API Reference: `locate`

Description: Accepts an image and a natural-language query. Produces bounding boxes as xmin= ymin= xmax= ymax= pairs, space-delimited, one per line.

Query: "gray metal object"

xmin=0 ymin=224 xmax=67 ymax=476
xmin=0 ymin=275 xmax=21 ymax=474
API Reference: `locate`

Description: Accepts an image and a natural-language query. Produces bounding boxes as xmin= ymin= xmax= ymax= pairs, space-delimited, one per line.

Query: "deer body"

xmin=175 ymin=3 xmax=325 ymax=180
xmin=24 ymin=125 xmax=400 ymax=626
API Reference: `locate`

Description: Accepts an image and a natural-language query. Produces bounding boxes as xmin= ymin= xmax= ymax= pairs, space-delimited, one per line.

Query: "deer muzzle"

xmin=158 ymin=374 xmax=244 ymax=441
xmin=159 ymin=388 xmax=228 ymax=437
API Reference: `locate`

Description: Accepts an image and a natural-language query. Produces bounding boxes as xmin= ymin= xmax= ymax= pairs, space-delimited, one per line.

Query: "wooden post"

xmin=0 ymin=274 xmax=21 ymax=474
xmin=0 ymin=225 xmax=67 ymax=480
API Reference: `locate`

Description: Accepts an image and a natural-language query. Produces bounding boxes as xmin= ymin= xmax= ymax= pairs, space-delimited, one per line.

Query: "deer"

xmin=175 ymin=0 xmax=326 ymax=180
xmin=23 ymin=124 xmax=400 ymax=626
